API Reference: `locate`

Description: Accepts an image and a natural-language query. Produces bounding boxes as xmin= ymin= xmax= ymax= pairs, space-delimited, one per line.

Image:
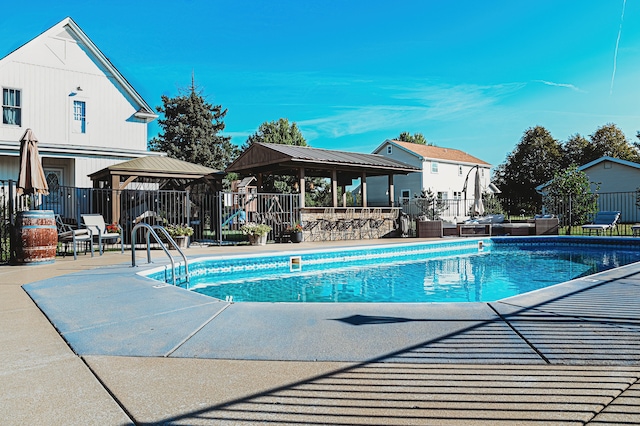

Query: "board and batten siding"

xmin=0 ymin=19 xmax=157 ymax=187
xmin=0 ymin=28 xmax=148 ymax=151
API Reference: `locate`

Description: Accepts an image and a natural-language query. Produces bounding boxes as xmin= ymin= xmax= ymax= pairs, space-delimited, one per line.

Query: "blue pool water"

xmin=145 ymin=237 xmax=640 ymax=303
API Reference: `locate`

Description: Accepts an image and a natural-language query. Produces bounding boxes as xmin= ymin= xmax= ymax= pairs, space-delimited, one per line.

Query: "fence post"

xmin=217 ymin=192 xmax=223 ymax=245
xmin=8 ymin=180 xmax=15 ymax=263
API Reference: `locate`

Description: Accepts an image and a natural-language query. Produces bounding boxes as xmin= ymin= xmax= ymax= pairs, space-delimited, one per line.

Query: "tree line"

xmin=148 ymin=81 xmax=640 ymax=209
xmin=493 ymin=124 xmax=640 ymax=202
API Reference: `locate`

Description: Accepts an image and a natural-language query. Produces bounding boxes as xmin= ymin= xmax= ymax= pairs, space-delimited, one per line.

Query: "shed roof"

xmin=226 ymin=143 xmax=420 ymax=177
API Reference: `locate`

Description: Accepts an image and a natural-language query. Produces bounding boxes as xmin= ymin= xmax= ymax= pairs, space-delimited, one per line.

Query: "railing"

xmin=131 ymin=223 xmax=189 ymax=287
xmin=399 ymin=191 xmax=640 ymax=236
xmin=1 ymin=180 xmax=638 ymax=263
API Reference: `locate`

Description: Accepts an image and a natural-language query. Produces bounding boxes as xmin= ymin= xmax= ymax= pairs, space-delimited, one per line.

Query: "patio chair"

xmin=581 ymin=211 xmax=621 ymax=236
xmin=55 ymin=214 xmax=93 ymax=260
xmin=81 ymin=214 xmax=124 ymax=255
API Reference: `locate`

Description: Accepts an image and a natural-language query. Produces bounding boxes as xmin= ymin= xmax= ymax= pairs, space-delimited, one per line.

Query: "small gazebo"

xmin=89 ymin=155 xmax=224 ymax=223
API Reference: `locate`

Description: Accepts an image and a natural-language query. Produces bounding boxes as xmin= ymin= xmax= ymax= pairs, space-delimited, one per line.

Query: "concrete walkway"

xmin=2 ymin=239 xmax=640 ymax=425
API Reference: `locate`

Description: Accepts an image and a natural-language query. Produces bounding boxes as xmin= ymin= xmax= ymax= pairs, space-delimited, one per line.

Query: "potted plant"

xmin=240 ymin=222 xmax=272 ymax=245
xmin=166 ymin=224 xmax=194 ymax=249
xmin=287 ymin=223 xmax=304 ymax=243
xmin=106 ymin=222 xmax=120 ymax=233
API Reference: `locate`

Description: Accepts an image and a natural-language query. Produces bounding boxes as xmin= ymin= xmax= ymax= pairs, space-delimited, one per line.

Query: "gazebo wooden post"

xmin=388 ymin=174 xmax=395 ymax=206
xmin=331 ymin=169 xmax=338 ymax=207
xmin=111 ymin=174 xmax=121 ymax=224
xmin=361 ymin=172 xmax=368 ymax=207
xmin=298 ymin=167 xmax=306 ymax=208
xmin=257 ymin=174 xmax=263 ymax=191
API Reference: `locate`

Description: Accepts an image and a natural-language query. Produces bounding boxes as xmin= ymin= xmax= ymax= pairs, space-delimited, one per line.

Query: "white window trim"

xmin=72 ymin=99 xmax=87 ymax=134
xmin=2 ymin=87 xmax=22 ymax=127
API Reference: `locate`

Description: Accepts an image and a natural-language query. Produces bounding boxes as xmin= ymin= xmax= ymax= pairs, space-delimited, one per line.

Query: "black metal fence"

xmin=189 ymin=189 xmax=301 ymax=244
xmin=0 ymin=180 xmax=303 ymax=263
xmin=400 ymin=190 xmax=640 ymax=235
xmin=1 ymin=180 xmax=638 ymax=263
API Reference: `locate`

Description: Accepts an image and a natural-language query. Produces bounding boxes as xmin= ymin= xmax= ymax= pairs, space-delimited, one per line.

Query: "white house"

xmin=367 ymin=139 xmax=496 ymax=218
xmin=0 ymin=17 xmax=159 ymax=189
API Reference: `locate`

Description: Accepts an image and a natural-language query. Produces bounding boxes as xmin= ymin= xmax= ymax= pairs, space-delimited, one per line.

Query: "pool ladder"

xmin=131 ymin=223 xmax=190 ymax=287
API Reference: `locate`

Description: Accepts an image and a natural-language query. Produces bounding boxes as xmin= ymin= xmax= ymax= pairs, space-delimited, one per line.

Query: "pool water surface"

xmin=164 ymin=238 xmax=640 ymax=303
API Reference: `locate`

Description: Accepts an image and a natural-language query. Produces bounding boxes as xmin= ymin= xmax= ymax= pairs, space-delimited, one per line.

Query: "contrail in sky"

xmin=610 ymin=0 xmax=627 ymax=95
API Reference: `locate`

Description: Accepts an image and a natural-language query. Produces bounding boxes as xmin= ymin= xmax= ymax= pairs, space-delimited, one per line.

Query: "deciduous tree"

xmin=562 ymin=133 xmax=590 ymax=166
xmin=244 ymin=118 xmax=307 ymax=149
xmin=243 ymin=119 xmax=329 ymax=204
xmin=397 ymin=131 xmax=431 ymax=145
xmin=541 ymin=165 xmax=598 ymax=233
xmin=493 ymin=126 xmax=563 ymax=212
xmin=585 ymin=123 xmax=640 ymax=163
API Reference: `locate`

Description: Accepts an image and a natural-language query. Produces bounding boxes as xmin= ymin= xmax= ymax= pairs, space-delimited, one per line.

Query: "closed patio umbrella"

xmin=472 ymin=168 xmax=484 ymax=217
xmin=17 ymin=128 xmax=49 ymax=195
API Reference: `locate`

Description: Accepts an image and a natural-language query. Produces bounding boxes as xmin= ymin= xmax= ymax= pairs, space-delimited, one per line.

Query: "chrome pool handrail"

xmin=131 ymin=223 xmax=189 ymax=287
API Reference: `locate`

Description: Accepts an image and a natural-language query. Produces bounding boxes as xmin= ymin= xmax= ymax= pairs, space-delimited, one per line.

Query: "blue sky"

xmin=2 ymin=0 xmax=639 ymax=168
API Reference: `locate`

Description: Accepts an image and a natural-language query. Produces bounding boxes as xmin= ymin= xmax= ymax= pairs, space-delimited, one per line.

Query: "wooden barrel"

xmin=14 ymin=210 xmax=57 ymax=265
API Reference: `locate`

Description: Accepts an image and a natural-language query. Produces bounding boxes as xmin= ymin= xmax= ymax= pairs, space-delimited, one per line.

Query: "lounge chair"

xmin=55 ymin=214 xmax=93 ymax=260
xmin=81 ymin=214 xmax=124 ymax=255
xmin=581 ymin=211 xmax=620 ymax=236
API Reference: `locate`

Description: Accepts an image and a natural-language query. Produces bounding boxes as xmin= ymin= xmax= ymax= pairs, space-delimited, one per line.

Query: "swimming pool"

xmin=143 ymin=236 xmax=640 ymax=303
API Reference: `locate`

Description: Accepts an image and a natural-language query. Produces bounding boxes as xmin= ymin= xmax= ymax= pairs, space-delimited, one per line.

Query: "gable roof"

xmin=1 ymin=17 xmax=156 ymax=121
xmin=226 ymin=143 xmax=420 ymax=176
xmin=376 ymin=139 xmax=491 ymax=166
xmin=578 ymin=156 xmax=640 ymax=172
xmin=88 ymin=156 xmax=218 ymax=181
xmin=535 ymin=156 xmax=640 ymax=193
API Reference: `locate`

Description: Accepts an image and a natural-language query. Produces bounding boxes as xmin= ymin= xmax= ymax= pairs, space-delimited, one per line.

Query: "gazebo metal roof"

xmin=226 ymin=143 xmax=420 ymax=177
xmin=89 ymin=156 xmax=223 ymax=190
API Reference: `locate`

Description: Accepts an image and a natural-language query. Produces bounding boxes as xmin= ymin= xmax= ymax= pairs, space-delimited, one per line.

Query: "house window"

xmin=387 ymin=145 xmax=392 ymax=154
xmin=437 ymin=191 xmax=448 ymax=200
xmin=400 ymin=189 xmax=411 ymax=204
xmin=2 ymin=88 xmax=21 ymax=126
xmin=481 ymin=168 xmax=485 ymax=177
xmin=73 ymin=100 xmax=86 ymax=133
xmin=431 ymin=161 xmax=439 ymax=173
xmin=453 ymin=191 xmax=462 ymax=200
xmin=458 ymin=165 xmax=463 ymax=176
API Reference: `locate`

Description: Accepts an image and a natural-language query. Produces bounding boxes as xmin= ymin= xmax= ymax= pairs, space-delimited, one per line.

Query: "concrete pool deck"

xmin=3 ymin=238 xmax=640 ymax=425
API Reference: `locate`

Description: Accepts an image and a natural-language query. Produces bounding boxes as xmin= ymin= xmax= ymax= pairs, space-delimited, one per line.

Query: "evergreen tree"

xmin=149 ymin=81 xmax=237 ymax=170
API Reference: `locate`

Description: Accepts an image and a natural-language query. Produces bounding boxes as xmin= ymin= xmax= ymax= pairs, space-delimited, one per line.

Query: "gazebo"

xmin=89 ymin=156 xmax=224 ymax=224
xmin=226 ymin=142 xmax=419 ymax=208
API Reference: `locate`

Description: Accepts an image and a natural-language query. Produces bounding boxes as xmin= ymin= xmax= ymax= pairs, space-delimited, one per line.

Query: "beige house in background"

xmin=536 ymin=156 xmax=640 ymax=222
xmin=0 ymin=17 xmax=159 ymax=189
